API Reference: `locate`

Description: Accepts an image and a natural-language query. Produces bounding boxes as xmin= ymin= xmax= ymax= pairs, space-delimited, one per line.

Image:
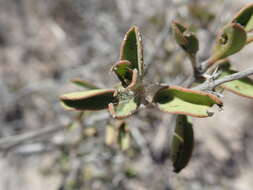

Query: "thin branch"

xmin=193 ymin=66 xmax=253 ymax=91
xmin=0 ymin=125 xmax=65 ymax=150
xmin=0 ymin=112 xmax=87 ymax=153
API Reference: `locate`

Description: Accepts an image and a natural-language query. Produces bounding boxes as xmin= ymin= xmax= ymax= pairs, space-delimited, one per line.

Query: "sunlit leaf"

xmin=153 ymin=85 xmax=223 ymax=117
xmin=108 ymin=93 xmax=140 ymax=119
xmin=232 ymin=3 xmax=253 ymax=32
xmin=210 ymin=23 xmax=246 ymax=63
xmin=171 ymin=115 xmax=194 ymax=173
xmin=60 ymin=89 xmax=116 ymax=111
xmin=218 ymin=69 xmax=253 ymax=99
xmin=120 ymin=26 xmax=144 ymax=78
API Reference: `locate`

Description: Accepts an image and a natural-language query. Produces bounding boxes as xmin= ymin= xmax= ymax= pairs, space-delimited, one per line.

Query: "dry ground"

xmin=0 ymin=0 xmax=253 ymax=189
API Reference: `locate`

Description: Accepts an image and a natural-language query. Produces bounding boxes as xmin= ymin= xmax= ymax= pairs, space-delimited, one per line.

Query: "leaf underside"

xmin=172 ymin=21 xmax=199 ymax=55
xmin=60 ymin=89 xmax=116 ymax=111
xmin=153 ymin=86 xmax=222 ymax=117
xmin=110 ymin=95 xmax=140 ymax=119
xmin=219 ymin=69 xmax=253 ymax=99
xmin=171 ymin=115 xmax=194 ymax=173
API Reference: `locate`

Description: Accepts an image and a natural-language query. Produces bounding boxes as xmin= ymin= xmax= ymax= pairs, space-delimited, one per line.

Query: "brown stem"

xmin=193 ymin=66 xmax=253 ymax=91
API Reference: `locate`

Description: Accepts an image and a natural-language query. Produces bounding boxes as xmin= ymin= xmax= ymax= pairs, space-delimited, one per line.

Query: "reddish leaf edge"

xmin=171 ymin=20 xmax=188 ymax=45
xmin=60 ymin=89 xmax=116 ymax=101
xmin=221 ymin=84 xmax=253 ymax=99
xmin=119 ymin=26 xmax=139 ymax=61
xmin=154 ymin=85 xmax=223 ymax=106
xmin=152 ymin=85 xmax=223 ymax=118
xmin=108 ymin=102 xmax=139 ymax=120
xmin=59 ymin=89 xmax=116 ymax=111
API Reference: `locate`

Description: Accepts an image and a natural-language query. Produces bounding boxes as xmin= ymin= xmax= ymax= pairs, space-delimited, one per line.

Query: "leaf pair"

xmin=171 ymin=21 xmax=199 ymax=57
xmin=107 ymin=26 xmax=145 ymax=118
xmin=208 ymin=3 xmax=253 ymax=66
xmin=60 ymin=84 xmax=223 ymax=119
xmin=60 ymin=26 xmax=223 ymax=119
xmin=112 ymin=26 xmax=144 ymax=88
xmin=60 ymin=26 xmax=144 ymax=119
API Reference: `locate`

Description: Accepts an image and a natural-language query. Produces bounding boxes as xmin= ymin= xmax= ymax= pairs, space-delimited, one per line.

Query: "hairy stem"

xmin=193 ymin=66 xmax=253 ymax=91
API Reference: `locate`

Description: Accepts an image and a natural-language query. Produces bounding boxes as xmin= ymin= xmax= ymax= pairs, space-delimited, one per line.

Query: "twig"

xmin=0 ymin=125 xmax=65 ymax=150
xmin=0 ymin=111 xmax=88 ymax=153
xmin=193 ymin=66 xmax=253 ymax=91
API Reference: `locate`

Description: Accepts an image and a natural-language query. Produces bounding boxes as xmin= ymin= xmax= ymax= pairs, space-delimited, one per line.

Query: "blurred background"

xmin=0 ymin=0 xmax=253 ymax=189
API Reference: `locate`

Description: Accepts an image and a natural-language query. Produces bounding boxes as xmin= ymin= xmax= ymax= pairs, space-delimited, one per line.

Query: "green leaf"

xmin=232 ymin=3 xmax=253 ymax=32
xmin=60 ymin=89 xmax=116 ymax=111
xmin=210 ymin=23 xmax=246 ymax=63
xmin=108 ymin=92 xmax=140 ymax=119
xmin=218 ymin=69 xmax=253 ymax=99
xmin=183 ymin=33 xmax=199 ymax=55
xmin=112 ymin=60 xmax=133 ymax=87
xmin=171 ymin=115 xmax=194 ymax=173
xmin=120 ymin=26 xmax=144 ymax=79
xmin=172 ymin=21 xmax=199 ymax=55
xmin=153 ymin=85 xmax=223 ymax=117
xmin=172 ymin=21 xmax=188 ymax=45
xmin=117 ymin=122 xmax=130 ymax=151
xmin=71 ymin=78 xmax=100 ymax=89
